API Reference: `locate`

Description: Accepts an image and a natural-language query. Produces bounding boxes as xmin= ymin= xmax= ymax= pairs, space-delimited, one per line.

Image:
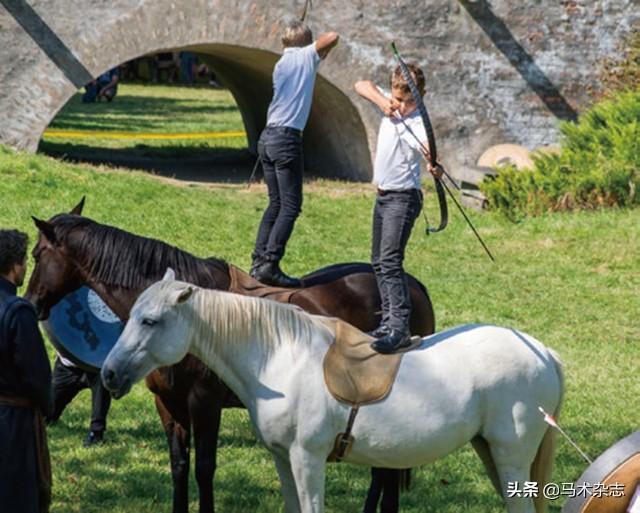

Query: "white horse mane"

xmin=178 ymin=285 xmax=332 ymax=353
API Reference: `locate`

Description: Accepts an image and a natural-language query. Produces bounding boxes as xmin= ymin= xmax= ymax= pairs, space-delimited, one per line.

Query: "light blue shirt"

xmin=266 ymin=43 xmax=321 ymax=131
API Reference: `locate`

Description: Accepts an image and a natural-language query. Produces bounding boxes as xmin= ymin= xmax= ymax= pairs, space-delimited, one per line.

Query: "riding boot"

xmin=250 ymin=256 xmax=265 ymax=279
xmin=366 ymin=324 xmax=391 ymax=338
xmin=370 ymin=328 xmax=412 ymax=354
xmin=252 ymin=261 xmax=301 ymax=288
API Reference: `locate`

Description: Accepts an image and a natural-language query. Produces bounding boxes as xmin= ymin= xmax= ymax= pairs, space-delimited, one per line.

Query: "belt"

xmin=265 ymin=126 xmax=303 ymax=137
xmin=377 ymin=188 xmax=420 ymax=197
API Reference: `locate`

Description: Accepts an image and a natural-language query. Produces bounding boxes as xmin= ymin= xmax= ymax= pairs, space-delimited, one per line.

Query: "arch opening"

xmin=37 ymin=43 xmax=372 ymax=182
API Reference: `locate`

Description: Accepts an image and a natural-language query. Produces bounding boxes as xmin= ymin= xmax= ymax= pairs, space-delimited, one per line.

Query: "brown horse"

xmin=26 ymin=199 xmax=435 ymax=513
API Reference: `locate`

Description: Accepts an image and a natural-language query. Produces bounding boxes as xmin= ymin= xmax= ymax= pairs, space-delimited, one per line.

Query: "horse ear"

xmin=162 ymin=268 xmax=176 ymax=282
xmin=175 ymin=286 xmax=194 ymax=305
xmin=70 ymin=196 xmax=86 ymax=215
xmin=32 ymin=217 xmax=57 ymax=245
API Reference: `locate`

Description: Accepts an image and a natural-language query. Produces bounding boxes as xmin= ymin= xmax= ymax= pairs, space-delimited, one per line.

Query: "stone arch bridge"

xmin=0 ymin=0 xmax=636 ymax=180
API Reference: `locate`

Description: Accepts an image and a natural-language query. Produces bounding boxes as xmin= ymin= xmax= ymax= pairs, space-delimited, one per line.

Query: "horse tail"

xmin=531 ymin=349 xmax=564 ymax=513
xmin=399 ymin=468 xmax=411 ymax=491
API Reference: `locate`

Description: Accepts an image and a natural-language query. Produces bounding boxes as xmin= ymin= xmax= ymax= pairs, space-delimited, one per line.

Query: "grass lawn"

xmin=39 ymin=84 xmax=248 ymax=160
xmin=0 ymin=143 xmax=638 ymax=512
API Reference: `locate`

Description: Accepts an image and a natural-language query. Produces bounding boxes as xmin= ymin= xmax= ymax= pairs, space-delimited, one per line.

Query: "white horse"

xmin=102 ymin=270 xmax=563 ymax=513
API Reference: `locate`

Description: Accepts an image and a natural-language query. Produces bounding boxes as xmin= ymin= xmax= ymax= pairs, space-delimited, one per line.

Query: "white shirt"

xmin=373 ymin=90 xmax=427 ymax=191
xmin=266 ymin=43 xmax=321 ymax=131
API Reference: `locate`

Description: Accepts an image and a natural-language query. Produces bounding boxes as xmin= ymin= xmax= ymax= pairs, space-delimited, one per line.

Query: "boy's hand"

xmin=380 ymin=98 xmax=402 ymax=117
xmin=427 ymin=161 xmax=444 ymax=179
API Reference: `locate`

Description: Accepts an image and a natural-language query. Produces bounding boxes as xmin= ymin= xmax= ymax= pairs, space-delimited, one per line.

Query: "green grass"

xmin=1 ymin=145 xmax=639 ymax=512
xmin=39 ymin=84 xmax=248 ymax=160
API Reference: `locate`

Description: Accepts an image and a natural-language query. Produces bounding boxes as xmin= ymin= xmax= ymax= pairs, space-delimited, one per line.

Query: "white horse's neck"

xmin=184 ymin=290 xmax=332 ymax=407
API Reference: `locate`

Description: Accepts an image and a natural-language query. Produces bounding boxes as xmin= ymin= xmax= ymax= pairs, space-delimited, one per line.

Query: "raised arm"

xmin=354 ymin=80 xmax=398 ymax=117
xmin=315 ymin=32 xmax=339 ymax=59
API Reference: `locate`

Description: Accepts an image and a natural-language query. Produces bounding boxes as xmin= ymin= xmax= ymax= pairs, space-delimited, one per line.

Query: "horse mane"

xmin=188 ymin=286 xmax=330 ymax=355
xmin=49 ymin=214 xmax=229 ymax=290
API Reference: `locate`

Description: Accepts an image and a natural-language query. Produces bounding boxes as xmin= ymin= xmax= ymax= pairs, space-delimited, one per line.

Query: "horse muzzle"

xmin=101 ymin=365 xmax=132 ymax=399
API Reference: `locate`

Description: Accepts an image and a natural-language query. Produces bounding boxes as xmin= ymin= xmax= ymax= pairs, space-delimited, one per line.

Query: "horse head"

xmin=102 ymin=268 xmax=194 ymax=399
xmin=25 ymin=198 xmax=86 ymax=320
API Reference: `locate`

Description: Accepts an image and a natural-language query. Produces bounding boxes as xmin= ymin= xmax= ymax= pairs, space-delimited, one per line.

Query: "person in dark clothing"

xmin=0 ymin=229 xmax=53 ymax=513
xmin=82 ymin=67 xmax=119 ymax=103
xmin=47 ymin=353 xmax=112 ymax=447
xmin=250 ymin=21 xmax=339 ymax=287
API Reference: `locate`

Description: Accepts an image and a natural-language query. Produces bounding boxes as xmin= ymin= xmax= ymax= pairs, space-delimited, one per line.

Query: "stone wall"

xmin=0 ymin=0 xmax=637 ymax=180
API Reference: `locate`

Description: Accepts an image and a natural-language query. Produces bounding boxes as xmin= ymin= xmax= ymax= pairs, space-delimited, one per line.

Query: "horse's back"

xmin=295 ymin=262 xmax=435 ymax=336
xmin=346 ymin=324 xmax=562 ymax=467
xmin=394 ymin=324 xmax=562 ymax=411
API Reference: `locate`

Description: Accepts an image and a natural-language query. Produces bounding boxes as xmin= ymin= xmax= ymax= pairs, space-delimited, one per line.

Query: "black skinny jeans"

xmin=371 ymin=189 xmax=422 ymax=333
xmin=253 ymin=127 xmax=304 ymax=263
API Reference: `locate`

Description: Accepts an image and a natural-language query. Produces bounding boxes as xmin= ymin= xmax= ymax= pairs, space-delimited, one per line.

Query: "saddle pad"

xmin=322 ymin=319 xmax=420 ymax=406
xmin=228 ymin=264 xmax=298 ymax=303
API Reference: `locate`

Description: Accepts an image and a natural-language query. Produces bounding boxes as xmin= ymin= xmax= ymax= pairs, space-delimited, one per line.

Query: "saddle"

xmin=320 ymin=317 xmax=422 ymax=461
xmin=227 ymin=264 xmax=300 ymax=303
xmin=323 ymin=319 xmax=407 ymax=406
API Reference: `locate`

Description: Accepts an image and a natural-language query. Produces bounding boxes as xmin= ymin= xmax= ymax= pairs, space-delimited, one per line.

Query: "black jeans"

xmin=253 ymin=126 xmax=304 ymax=263
xmin=371 ymin=189 xmax=422 ymax=332
xmin=47 ymin=357 xmax=112 ymax=433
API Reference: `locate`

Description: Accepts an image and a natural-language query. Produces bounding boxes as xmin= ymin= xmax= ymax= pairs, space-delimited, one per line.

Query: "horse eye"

xmin=142 ymin=318 xmax=158 ymax=327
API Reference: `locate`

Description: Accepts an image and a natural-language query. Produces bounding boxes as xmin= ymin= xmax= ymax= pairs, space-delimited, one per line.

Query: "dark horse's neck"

xmin=52 ymin=214 xmax=231 ymax=320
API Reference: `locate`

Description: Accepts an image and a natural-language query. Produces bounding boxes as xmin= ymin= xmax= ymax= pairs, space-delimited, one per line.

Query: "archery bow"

xmin=300 ymin=0 xmax=312 ymax=22
xmin=391 ymin=42 xmax=495 ymax=262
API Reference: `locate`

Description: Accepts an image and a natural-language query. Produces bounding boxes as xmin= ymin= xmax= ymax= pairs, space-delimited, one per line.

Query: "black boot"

xmin=252 ymin=261 xmax=301 ymax=288
xmin=250 ymin=256 xmax=265 ymax=279
xmin=371 ymin=329 xmax=412 ymax=354
xmin=366 ymin=324 xmax=391 ymax=338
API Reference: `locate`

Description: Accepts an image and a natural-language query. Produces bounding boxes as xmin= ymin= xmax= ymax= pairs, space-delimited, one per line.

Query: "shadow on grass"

xmin=39 ymin=142 xmax=256 ymax=183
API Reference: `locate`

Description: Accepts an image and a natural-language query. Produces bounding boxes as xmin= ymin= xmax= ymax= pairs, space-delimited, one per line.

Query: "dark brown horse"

xmin=26 ymin=199 xmax=436 ymax=513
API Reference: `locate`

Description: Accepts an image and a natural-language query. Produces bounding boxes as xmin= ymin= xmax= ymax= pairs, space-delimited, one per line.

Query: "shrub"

xmin=480 ymin=90 xmax=639 ymax=220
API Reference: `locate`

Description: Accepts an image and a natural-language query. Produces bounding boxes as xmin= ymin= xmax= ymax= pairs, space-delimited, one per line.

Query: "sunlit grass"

xmin=1 ymin=145 xmax=638 ymax=512
xmin=39 ymin=84 xmax=248 ymax=159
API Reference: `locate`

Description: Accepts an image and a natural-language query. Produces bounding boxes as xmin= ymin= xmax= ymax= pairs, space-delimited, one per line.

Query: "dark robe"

xmin=0 ymin=277 xmax=53 ymax=513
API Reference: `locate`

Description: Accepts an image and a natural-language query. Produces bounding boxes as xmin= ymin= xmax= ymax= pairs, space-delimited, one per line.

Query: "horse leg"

xmin=379 ymin=468 xmax=400 ymax=513
xmin=289 ymin=446 xmax=326 ymax=513
xmin=471 ymin=436 xmax=502 ymax=496
xmin=489 ymin=442 xmax=537 ymax=513
xmin=362 ymin=468 xmax=384 ymax=513
xmin=273 ymin=451 xmax=302 ymax=513
xmin=191 ymin=393 xmax=224 ymax=513
xmin=155 ymin=396 xmax=191 ymax=513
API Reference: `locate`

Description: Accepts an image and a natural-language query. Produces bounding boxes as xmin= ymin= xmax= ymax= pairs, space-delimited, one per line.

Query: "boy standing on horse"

xmin=0 ymin=229 xmax=52 ymax=513
xmin=250 ymin=20 xmax=339 ymax=287
xmin=355 ymin=65 xmax=442 ymax=354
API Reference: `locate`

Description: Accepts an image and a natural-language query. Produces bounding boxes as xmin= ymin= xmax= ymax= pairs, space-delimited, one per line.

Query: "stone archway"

xmin=1 ymin=1 xmax=637 ymax=180
xmin=0 ymin=1 xmax=372 ymax=180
